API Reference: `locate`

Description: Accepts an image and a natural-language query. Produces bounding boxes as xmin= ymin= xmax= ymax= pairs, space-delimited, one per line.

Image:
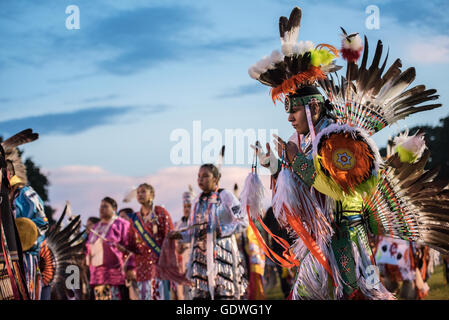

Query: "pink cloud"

xmin=407 ymin=36 xmax=449 ymax=63
xmin=46 ymin=165 xmax=272 ymax=225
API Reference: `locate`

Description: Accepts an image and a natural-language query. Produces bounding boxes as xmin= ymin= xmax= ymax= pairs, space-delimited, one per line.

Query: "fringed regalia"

xmin=243 ymin=6 xmax=449 ymax=300
xmin=181 ymin=189 xmax=248 ymax=300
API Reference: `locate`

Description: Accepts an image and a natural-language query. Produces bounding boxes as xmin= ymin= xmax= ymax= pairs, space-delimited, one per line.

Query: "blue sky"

xmin=1 ymin=0 xmax=448 ymax=220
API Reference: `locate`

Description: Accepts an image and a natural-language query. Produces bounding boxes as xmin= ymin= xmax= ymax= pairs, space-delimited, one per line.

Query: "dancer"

xmin=244 ymin=6 xmax=449 ymax=300
xmin=1 ymin=129 xmax=38 ymax=300
xmin=6 ymin=142 xmax=49 ymax=299
xmin=173 ymin=186 xmax=195 ymax=300
xmin=126 ymin=183 xmax=174 ymax=300
xmin=169 ymin=164 xmax=248 ymax=300
xmin=86 ymin=197 xmax=131 ymax=300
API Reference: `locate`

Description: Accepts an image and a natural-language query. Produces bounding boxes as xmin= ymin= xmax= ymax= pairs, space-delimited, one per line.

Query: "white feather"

xmin=393 ymin=130 xmax=427 ymax=161
xmin=284 ymin=25 xmax=300 ymax=44
xmin=304 ymin=40 xmax=314 ymax=52
xmin=240 ymin=172 xmax=266 ymax=220
xmin=341 ymin=34 xmax=363 ymax=51
xmin=269 ymin=50 xmax=284 ymax=66
xmin=248 ymin=66 xmax=260 ymax=79
xmin=123 ymin=186 xmax=137 ymax=203
xmin=282 ymin=43 xmax=294 ymax=57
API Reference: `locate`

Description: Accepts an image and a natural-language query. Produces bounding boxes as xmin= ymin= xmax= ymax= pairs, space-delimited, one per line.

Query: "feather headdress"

xmin=1 ymin=129 xmax=39 ymax=186
xmin=248 ymin=7 xmax=341 ymax=103
xmin=183 ymin=184 xmax=195 ymax=204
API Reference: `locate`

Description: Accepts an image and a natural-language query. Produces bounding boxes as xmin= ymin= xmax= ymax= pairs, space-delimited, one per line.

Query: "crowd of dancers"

xmin=2 ymin=6 xmax=449 ymax=300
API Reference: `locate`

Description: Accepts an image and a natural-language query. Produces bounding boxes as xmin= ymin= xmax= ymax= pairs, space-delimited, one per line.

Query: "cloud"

xmin=77 ymin=94 xmax=120 ymax=104
xmin=200 ymin=37 xmax=274 ymax=52
xmin=80 ymin=6 xmax=200 ymax=75
xmin=378 ymin=0 xmax=449 ymax=34
xmin=46 ymin=164 xmax=272 ymax=224
xmin=0 ymin=3 xmax=270 ymax=76
xmin=406 ymin=35 xmax=449 ymax=64
xmin=0 ymin=106 xmax=134 ymax=136
xmin=216 ymin=83 xmax=267 ymax=99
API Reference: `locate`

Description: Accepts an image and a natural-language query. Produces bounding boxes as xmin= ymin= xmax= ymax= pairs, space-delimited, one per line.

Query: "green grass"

xmin=265 ymin=264 xmax=449 ymax=300
xmin=425 ymin=264 xmax=449 ymax=300
xmin=265 ymin=277 xmax=286 ymax=300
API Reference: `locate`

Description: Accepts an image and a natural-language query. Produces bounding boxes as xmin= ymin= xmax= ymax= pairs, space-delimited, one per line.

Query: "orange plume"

xmin=270 ymin=66 xmax=326 ymax=103
xmin=315 ymin=43 xmax=340 ymax=57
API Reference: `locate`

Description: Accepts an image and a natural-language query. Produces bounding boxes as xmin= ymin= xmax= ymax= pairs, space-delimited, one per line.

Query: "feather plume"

xmin=216 ymin=145 xmax=225 ymax=172
xmin=1 ymin=129 xmax=39 ymax=185
xmin=1 ymin=129 xmax=39 ymax=152
xmin=393 ymin=130 xmax=427 ymax=163
xmin=363 ymin=153 xmax=449 ymax=255
xmin=340 ymin=27 xmax=363 ymax=63
xmin=319 ymin=36 xmax=441 ymax=135
xmin=240 ymin=172 xmax=265 ymax=220
xmin=123 ymin=186 xmax=137 ymax=203
xmin=41 ymin=202 xmax=85 ymax=287
xmin=280 ymin=7 xmax=302 ymax=45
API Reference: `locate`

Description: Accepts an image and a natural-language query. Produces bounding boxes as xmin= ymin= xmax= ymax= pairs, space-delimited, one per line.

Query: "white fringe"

xmin=351 ymin=235 xmax=395 ymax=300
xmin=272 ymin=168 xmax=333 ymax=239
xmin=290 ymin=237 xmax=345 ymax=300
xmin=273 ymin=167 xmax=345 ymax=300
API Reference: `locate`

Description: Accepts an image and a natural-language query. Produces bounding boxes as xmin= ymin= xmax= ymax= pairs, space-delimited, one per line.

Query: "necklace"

xmin=142 ymin=205 xmax=158 ymax=235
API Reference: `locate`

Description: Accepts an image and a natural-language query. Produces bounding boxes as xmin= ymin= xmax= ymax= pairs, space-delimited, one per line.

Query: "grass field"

xmin=426 ymin=265 xmax=449 ymax=300
xmin=265 ymin=264 xmax=449 ymax=300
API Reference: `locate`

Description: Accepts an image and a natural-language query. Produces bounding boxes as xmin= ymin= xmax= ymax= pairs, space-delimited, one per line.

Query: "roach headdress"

xmin=248 ymin=7 xmax=341 ymax=105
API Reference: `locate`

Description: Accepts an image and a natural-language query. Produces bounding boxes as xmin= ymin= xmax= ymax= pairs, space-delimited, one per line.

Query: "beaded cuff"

xmin=291 ymin=152 xmax=316 ymax=187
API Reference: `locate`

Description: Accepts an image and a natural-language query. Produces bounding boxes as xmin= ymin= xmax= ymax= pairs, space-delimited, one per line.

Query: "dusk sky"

xmin=1 ymin=0 xmax=448 ymax=223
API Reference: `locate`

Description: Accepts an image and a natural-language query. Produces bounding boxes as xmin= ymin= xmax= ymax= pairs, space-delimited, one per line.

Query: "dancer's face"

xmin=183 ymin=203 xmax=191 ymax=217
xmin=119 ymin=210 xmax=130 ymax=221
xmin=287 ymin=102 xmax=320 ymax=135
xmin=86 ymin=220 xmax=95 ymax=234
xmin=137 ymin=186 xmax=153 ymax=205
xmin=99 ymin=200 xmax=115 ymax=221
xmin=197 ymin=168 xmax=218 ymax=193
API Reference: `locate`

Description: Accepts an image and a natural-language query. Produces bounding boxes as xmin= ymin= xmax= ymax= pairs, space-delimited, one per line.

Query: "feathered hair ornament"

xmin=248 ymin=7 xmax=341 ymax=103
xmin=123 ymin=186 xmax=137 ymax=203
xmin=183 ymin=184 xmax=195 ymax=204
xmin=216 ymin=145 xmax=225 ymax=172
xmin=1 ymin=129 xmax=39 ymax=186
xmin=340 ymin=27 xmax=363 ymax=63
